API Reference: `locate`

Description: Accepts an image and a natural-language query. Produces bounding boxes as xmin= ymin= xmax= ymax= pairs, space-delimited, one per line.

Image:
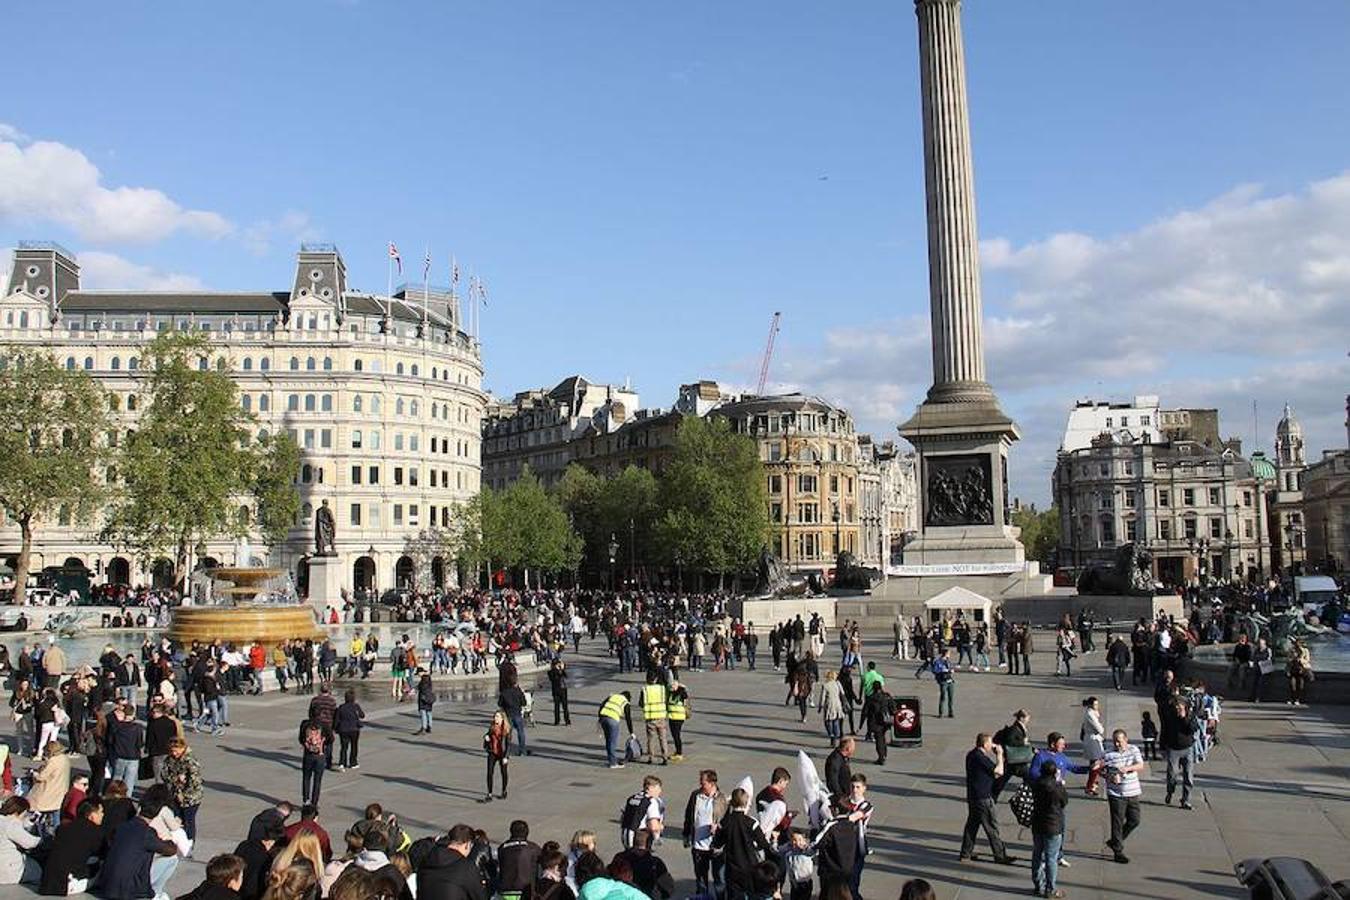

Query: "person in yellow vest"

xmin=667 ymin=681 xmax=689 ymax=762
xmin=641 ymin=674 xmax=671 ymax=766
xmin=598 ymin=690 xmax=634 ymax=769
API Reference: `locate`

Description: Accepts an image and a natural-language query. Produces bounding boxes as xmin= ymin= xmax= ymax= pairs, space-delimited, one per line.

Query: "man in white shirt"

xmin=1100 ymin=728 xmax=1146 ymax=864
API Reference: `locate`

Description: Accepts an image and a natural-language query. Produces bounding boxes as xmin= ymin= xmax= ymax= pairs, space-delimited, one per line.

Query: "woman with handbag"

xmin=35 ymin=688 xmax=63 ymax=759
xmin=8 ymin=679 xmax=36 ymax=759
xmin=1249 ymin=638 xmax=1273 ymax=703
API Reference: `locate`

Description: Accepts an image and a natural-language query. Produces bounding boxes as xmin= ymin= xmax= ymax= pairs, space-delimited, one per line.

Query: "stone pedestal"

xmin=308 ymin=554 xmax=344 ymax=618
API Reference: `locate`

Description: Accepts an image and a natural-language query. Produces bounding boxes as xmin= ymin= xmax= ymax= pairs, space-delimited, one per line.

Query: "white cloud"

xmin=764 ymin=171 xmax=1350 ymax=502
xmin=0 ymin=129 xmax=232 ymax=243
xmin=241 ymin=210 xmax=320 ymax=256
xmin=77 ymin=251 xmax=205 ymax=292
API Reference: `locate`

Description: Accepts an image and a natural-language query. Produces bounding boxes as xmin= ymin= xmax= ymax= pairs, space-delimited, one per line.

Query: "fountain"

xmin=168 ymin=540 xmax=322 ymax=646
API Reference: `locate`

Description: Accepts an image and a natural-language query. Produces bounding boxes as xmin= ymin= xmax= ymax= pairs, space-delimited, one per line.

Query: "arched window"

xmin=396 ymin=398 xmax=405 ymax=415
xmin=260 ymin=358 xmax=270 ymax=371
xmin=216 ymin=358 xmax=227 ymax=371
xmin=290 ymin=357 xmax=300 ymax=371
xmin=321 ymin=394 xmax=333 ymax=412
xmin=302 ymin=502 xmax=314 ymax=520
xmin=411 ymin=364 xmax=419 ymax=377
xmin=353 ymin=395 xmax=363 ymax=413
xmin=84 ymin=356 xmax=94 ymax=370
xmin=305 ymin=394 xmax=316 ymax=412
xmin=110 ymin=356 xmax=121 ymax=371
xmin=371 ymin=396 xmax=381 ymax=413
xmin=259 ymin=394 xmax=270 ymax=411
xmin=128 ymin=357 xmax=139 ymax=370
xmin=127 ymin=395 xmax=138 ymax=411
xmin=109 ymin=395 xmax=121 ymax=412
xmin=242 ymin=395 xmax=253 ymax=412
xmin=288 ymin=394 xmax=299 ymax=412
xmin=306 ymin=356 xmax=316 ymax=371
xmin=237 ymin=505 xmax=250 ymax=526
xmin=197 ymin=358 xmax=208 ymax=372
xmin=58 ymin=504 xmax=71 ymax=527
xmin=301 ymin=464 xmax=313 ymax=484
xmin=257 ymin=428 xmax=269 ymax=441
xmin=431 ymin=405 xmax=438 ymax=420
xmin=242 ymin=358 xmax=253 ymax=371
xmin=396 ymin=362 xmax=405 ymax=375
xmin=431 ymin=367 xmax=438 ymax=380
xmin=410 ymin=400 xmax=419 ymax=417
xmin=442 ymin=403 xmax=449 ymax=419
xmin=323 ymin=357 xmax=332 ymax=371
xmin=354 ymin=359 xmax=363 ymax=372
xmin=65 ymin=357 xmax=76 ymax=370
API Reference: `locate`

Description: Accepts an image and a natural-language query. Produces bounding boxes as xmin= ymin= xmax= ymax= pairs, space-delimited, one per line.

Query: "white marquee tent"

xmin=923 ymin=585 xmax=993 ymax=624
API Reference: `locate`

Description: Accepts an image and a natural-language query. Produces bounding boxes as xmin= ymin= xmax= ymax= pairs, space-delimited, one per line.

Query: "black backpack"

xmin=620 ymin=791 xmax=649 ymax=832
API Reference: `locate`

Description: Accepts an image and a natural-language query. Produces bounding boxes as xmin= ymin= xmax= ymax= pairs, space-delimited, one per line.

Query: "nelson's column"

xmin=888 ymin=0 xmax=1051 ymax=607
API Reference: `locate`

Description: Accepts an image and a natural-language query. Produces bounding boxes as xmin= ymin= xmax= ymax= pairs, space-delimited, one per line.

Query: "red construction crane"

xmin=756 ymin=311 xmax=781 ymax=395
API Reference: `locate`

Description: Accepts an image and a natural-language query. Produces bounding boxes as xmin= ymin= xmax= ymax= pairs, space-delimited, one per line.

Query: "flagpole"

xmin=386 ymin=246 xmax=393 ymax=322
xmin=423 ymin=246 xmax=430 ymax=328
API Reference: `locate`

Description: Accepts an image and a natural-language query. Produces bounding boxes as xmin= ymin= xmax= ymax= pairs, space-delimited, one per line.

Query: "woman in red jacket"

xmin=482 ymin=710 xmax=512 ymax=803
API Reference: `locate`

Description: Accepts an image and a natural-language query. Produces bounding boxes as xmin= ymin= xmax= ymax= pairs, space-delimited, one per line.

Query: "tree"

xmin=599 ymin=466 xmax=659 ymax=585
xmin=102 ymin=332 xmax=261 ymax=588
xmin=1012 ymin=504 xmax=1060 ymax=563
xmin=656 ymin=417 xmax=768 ymax=585
xmin=501 ymin=468 xmax=582 ymax=588
xmin=252 ymin=431 xmax=302 ymax=548
xmin=0 ymin=347 xmax=111 ymax=603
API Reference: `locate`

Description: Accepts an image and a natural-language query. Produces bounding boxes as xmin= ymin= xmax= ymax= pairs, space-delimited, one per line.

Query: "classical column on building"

xmin=915 ymin=0 xmax=994 ymax=405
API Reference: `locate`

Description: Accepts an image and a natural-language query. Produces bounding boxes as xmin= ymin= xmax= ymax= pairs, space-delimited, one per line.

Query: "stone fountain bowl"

xmin=169 ymin=603 xmax=321 ymax=646
xmin=208 ymin=567 xmax=286 ymax=584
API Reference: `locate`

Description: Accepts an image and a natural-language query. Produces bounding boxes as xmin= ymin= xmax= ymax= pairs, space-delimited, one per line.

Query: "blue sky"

xmin=5 ymin=1 xmax=1350 ymax=504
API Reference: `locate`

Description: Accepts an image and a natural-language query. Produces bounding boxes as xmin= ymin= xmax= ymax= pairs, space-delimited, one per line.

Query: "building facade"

xmin=1053 ymin=433 xmax=1270 ymax=586
xmin=1268 ymin=405 xmax=1308 ymax=573
xmin=1301 ymin=449 xmax=1349 ymax=572
xmin=1 ymin=242 xmax=485 ymax=596
xmin=711 ymin=394 xmax=861 ymax=572
xmin=481 ymin=376 xmax=638 ymax=490
xmin=1060 ymin=396 xmax=1162 ymax=453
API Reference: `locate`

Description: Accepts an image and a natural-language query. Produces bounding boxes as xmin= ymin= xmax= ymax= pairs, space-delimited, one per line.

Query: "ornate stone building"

xmin=711 ymin=394 xmax=861 ymax=572
xmin=1301 ymin=449 xmax=1349 ymax=572
xmin=1053 ymin=431 xmax=1270 ymax=586
xmin=0 ymin=242 xmax=485 ymax=596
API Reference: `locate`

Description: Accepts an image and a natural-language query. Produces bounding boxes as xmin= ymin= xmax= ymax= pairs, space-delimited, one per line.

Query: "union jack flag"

xmin=388 ymin=242 xmax=402 ymax=274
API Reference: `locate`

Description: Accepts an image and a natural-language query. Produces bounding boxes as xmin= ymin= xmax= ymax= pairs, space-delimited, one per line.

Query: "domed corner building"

xmin=1268 ymin=404 xmax=1309 ymax=574
xmin=0 ymin=241 xmax=485 ymax=599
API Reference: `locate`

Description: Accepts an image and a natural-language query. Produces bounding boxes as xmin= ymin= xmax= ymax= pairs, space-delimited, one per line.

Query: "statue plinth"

xmin=307 ymin=554 xmax=344 ymax=618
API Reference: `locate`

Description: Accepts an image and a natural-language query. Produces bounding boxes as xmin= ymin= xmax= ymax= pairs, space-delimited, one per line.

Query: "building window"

xmin=1243 ymin=490 xmax=1252 ymax=507
xmin=410 ymin=435 xmax=419 ymax=452
xmin=323 ymin=357 xmax=332 ymax=371
xmin=1209 ymin=517 xmax=1222 ymax=539
xmin=1101 ymin=518 xmax=1115 ymax=544
xmin=84 ymin=357 xmax=94 ymax=370
xmin=321 ymin=429 xmax=332 ymax=449
xmin=242 ymin=395 xmax=252 ymax=412
xmin=303 ymin=429 xmax=315 ymax=449
xmin=798 ymin=474 xmax=817 ymax=494
xmin=409 ymin=468 xmax=419 ymax=487
xmin=395 ymin=433 xmax=404 ymax=451
xmin=1208 ymin=487 xmax=1220 ymax=505
xmin=393 ymin=504 xmax=403 ymax=526
xmin=1125 ymin=518 xmax=1138 ymax=542
xmin=394 ymin=467 xmax=404 ymax=486
xmin=351 ymin=429 xmax=363 ymax=449
xmin=350 ymin=503 xmax=362 ymax=526
xmin=1159 ymin=519 xmax=1171 ymax=540
xmin=1244 ymin=519 xmax=1253 ymax=538
xmin=1183 ymin=488 xmax=1195 ymax=506
xmin=321 ymin=395 xmax=333 ymax=412
xmin=1124 ymin=491 xmax=1135 ymax=509
xmin=396 ymin=362 xmax=405 ymax=375
xmin=351 ymin=465 xmax=362 ymax=485
xmin=1158 ymin=490 xmax=1170 ymax=507
xmin=288 ymin=395 xmax=299 ymax=411
xmin=259 ymin=394 xmax=269 ymax=411
xmin=1183 ymin=518 xmax=1197 ymax=539
xmin=243 ymin=358 xmax=253 ymax=371
xmin=306 ymin=356 xmax=316 ymax=371
xmin=396 ymin=398 xmax=405 ymax=416
xmin=259 ymin=358 xmax=269 ymax=371
xmin=304 ymin=394 xmax=316 ymax=412
xmin=353 ymin=395 xmax=363 ymax=413
xmin=797 ymin=503 xmax=819 ymax=524
xmin=768 ymin=475 xmax=782 ymax=494
xmin=290 ymin=357 xmax=299 ymax=371
xmin=369 ymin=465 xmax=379 ymax=484
xmin=770 ymin=502 xmax=782 ymax=522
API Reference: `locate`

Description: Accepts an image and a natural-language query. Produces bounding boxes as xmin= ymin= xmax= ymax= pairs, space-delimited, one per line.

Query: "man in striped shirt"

xmin=1100 ymin=728 xmax=1146 ymax=864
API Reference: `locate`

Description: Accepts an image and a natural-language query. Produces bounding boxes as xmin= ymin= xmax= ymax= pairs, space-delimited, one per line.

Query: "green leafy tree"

xmin=102 ymin=332 xmax=260 ymax=588
xmin=0 ymin=347 xmax=111 ymax=603
xmin=599 ymin=465 xmax=660 ymax=585
xmin=1012 ymin=504 xmax=1060 ymax=563
xmin=556 ymin=463 xmax=603 ymax=572
xmin=252 ymin=431 xmax=302 ymax=548
xmin=656 ymin=417 xmax=768 ymax=585
xmin=501 ymin=468 xmax=582 ymax=587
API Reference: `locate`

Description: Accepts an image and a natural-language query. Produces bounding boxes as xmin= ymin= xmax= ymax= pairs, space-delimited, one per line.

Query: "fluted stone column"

xmin=915 ymin=0 xmax=994 ymax=405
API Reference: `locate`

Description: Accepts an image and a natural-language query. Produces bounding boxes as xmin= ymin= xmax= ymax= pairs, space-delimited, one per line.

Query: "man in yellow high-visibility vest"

xmin=598 ymin=690 xmax=634 ymax=769
xmin=641 ymin=674 xmax=671 ymax=765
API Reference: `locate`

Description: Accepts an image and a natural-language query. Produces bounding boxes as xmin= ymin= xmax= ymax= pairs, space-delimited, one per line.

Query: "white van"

xmin=1293 ymin=575 xmax=1341 ymax=615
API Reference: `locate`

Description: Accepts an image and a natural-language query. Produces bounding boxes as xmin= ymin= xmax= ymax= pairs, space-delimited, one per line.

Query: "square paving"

xmin=2 ymin=640 xmax=1346 ymax=900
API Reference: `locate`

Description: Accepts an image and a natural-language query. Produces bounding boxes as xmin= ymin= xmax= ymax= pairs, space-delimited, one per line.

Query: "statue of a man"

xmin=314 ymin=499 xmax=337 ymax=556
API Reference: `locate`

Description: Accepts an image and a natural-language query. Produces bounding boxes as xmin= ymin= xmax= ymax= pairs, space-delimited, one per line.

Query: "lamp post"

xmin=674 ymin=551 xmax=684 ymax=598
xmin=608 ymin=533 xmax=619 ymax=592
xmin=628 ymin=518 xmax=636 ymax=589
xmin=832 ymin=501 xmax=842 ymax=559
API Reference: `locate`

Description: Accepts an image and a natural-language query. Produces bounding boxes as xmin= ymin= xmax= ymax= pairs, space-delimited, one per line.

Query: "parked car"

xmin=0 ymin=587 xmax=70 ymax=606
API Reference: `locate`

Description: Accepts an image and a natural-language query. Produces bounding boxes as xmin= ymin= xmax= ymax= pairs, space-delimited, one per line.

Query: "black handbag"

xmin=1010 ymin=782 xmax=1035 ymax=827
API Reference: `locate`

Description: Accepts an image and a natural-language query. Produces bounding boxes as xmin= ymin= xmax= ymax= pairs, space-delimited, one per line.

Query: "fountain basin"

xmin=168 ymin=604 xmax=321 ymax=646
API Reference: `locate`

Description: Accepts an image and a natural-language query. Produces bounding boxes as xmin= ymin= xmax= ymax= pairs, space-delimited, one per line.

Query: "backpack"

xmin=391 ymin=647 xmax=408 ymax=670
xmin=625 ymin=734 xmax=643 ymax=762
xmin=303 ymin=725 xmax=325 ymax=755
xmin=620 ymin=791 xmax=649 ymax=833
xmin=1009 ymin=782 xmax=1035 ymax=827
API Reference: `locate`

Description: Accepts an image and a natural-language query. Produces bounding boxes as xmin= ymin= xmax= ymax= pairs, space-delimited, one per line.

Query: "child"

xmin=783 ymin=828 xmax=816 ymax=900
xmin=1140 ymin=710 xmax=1159 ymax=760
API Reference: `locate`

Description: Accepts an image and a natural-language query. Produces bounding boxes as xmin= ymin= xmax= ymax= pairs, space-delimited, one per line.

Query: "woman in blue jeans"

xmin=299 ymin=720 xmax=326 ymax=807
xmin=1030 ymin=762 xmax=1068 ymax=899
xmin=416 ymin=671 xmax=435 ymax=734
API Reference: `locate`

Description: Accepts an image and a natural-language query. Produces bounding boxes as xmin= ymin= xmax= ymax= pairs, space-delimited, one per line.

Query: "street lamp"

xmin=832 ymin=501 xmax=842 ymax=559
xmin=608 ymin=533 xmax=619 ymax=592
xmin=674 ymin=551 xmax=684 ymax=598
xmin=628 ymin=518 xmax=636 ymax=589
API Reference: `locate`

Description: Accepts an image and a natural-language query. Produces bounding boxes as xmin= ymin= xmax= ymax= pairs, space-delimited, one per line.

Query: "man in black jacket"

xmin=497 ymin=819 xmax=540 ymax=897
xmin=616 ymin=829 xmax=675 ymax=899
xmin=1160 ymin=698 xmax=1195 ymax=809
xmin=824 ymin=737 xmax=855 ymax=800
xmin=811 ymin=798 xmax=859 ymax=894
xmin=145 ymin=704 xmax=178 ymax=782
xmin=712 ymin=789 xmax=776 ymax=900
xmin=547 ymin=660 xmax=571 ymax=726
xmin=233 ymin=820 xmax=283 ymax=900
xmin=1106 ymin=634 xmax=1131 ymax=691
xmin=175 ymin=853 xmax=245 ymax=900
xmin=39 ymin=798 xmax=107 ymax=896
xmin=417 ymin=824 xmax=488 ymax=900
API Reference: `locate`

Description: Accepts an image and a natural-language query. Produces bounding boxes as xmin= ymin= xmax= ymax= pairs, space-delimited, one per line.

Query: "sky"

xmin=4 ymin=1 xmax=1350 ymax=506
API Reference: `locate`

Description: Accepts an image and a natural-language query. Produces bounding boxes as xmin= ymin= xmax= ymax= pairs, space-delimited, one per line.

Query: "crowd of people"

xmin=0 ymin=578 xmax=1336 ymax=900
